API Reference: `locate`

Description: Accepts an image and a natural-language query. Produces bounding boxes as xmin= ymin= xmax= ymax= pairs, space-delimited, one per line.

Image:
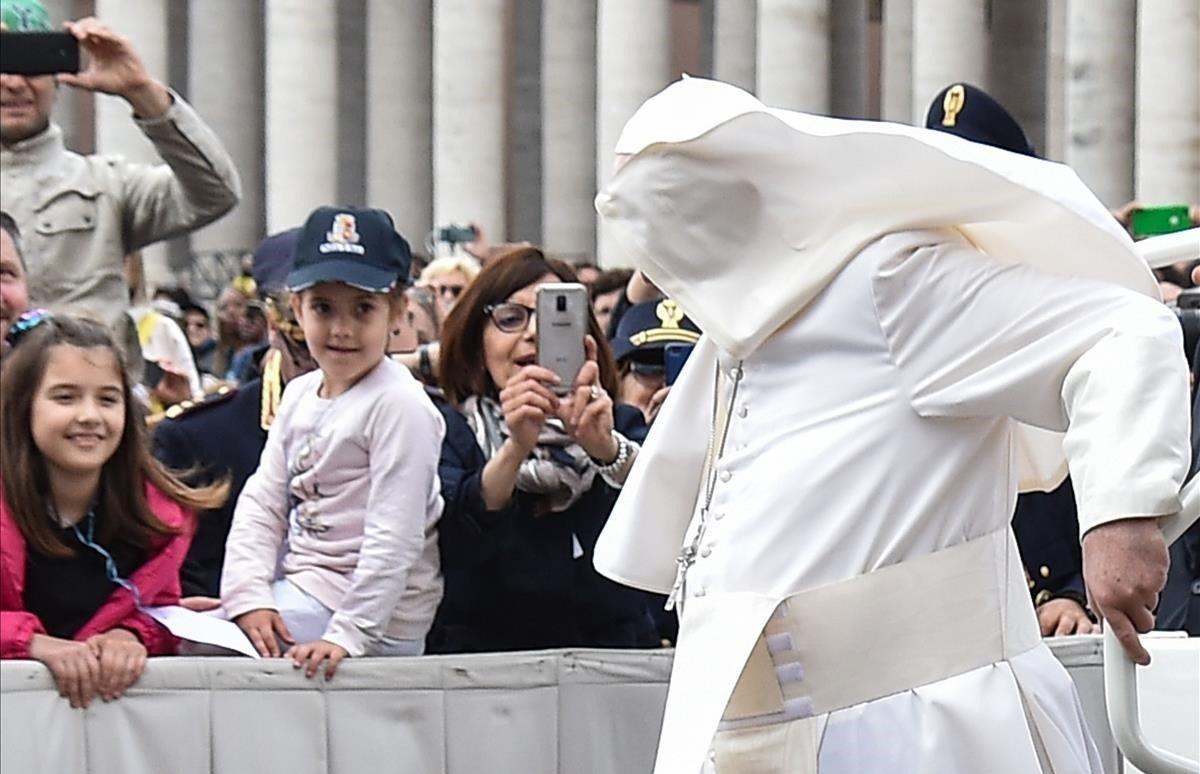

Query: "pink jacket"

xmin=0 ymin=483 xmax=195 ymax=658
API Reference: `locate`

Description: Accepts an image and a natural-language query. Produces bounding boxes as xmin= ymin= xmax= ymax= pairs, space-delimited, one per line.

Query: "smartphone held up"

xmin=0 ymin=31 xmax=80 ymax=75
xmin=536 ymin=283 xmax=588 ymax=396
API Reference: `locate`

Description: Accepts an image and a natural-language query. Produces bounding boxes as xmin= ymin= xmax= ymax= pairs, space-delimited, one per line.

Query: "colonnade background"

xmin=40 ymin=0 xmax=1200 ymax=287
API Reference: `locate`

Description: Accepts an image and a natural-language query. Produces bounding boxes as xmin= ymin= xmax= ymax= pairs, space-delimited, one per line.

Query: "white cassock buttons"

xmin=719 ymin=470 xmax=732 ymax=483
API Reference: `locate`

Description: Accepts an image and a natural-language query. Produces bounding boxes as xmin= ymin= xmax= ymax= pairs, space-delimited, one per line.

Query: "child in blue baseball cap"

xmin=221 ymin=206 xmax=445 ymax=678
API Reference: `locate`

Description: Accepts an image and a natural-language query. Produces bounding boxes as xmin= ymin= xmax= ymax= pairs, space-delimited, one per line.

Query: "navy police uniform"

xmin=152 ymin=377 xmax=273 ymax=597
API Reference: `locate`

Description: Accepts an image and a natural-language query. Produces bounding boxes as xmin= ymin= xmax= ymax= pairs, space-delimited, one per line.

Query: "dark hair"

xmin=0 ymin=211 xmax=27 ymax=272
xmin=438 ymin=246 xmax=620 ymax=404
xmin=181 ymin=302 xmax=210 ymax=321
xmin=0 ymin=315 xmax=228 ymax=558
xmin=589 ymin=268 xmax=633 ymax=299
xmin=154 ymin=285 xmax=195 ymax=310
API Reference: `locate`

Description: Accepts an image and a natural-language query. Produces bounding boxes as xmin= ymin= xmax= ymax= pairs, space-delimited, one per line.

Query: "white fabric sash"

xmin=653 ymin=528 xmax=1039 ymax=774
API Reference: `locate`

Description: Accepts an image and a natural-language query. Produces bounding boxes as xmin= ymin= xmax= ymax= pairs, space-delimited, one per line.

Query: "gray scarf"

xmin=461 ymin=395 xmax=597 ymax=513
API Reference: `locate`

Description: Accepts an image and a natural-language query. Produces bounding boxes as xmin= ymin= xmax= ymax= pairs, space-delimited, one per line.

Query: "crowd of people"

xmin=0 ymin=3 xmax=1197 ymax=721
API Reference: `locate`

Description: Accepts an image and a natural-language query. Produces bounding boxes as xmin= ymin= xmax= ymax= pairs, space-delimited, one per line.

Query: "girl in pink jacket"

xmin=0 ymin=312 xmax=226 ymax=708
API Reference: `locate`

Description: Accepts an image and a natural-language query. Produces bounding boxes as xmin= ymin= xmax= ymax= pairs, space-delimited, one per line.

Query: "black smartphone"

xmin=437 ymin=223 xmax=477 ymax=245
xmin=0 ymin=32 xmax=80 ymax=76
xmin=664 ymin=343 xmax=694 ymax=386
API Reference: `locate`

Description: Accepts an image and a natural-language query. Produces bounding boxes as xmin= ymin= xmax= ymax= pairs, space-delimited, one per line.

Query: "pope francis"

xmin=592 ymin=79 xmax=1191 ymax=774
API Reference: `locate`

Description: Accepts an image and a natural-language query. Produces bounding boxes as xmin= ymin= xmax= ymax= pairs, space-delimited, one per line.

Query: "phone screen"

xmin=664 ymin=343 xmax=694 ymax=386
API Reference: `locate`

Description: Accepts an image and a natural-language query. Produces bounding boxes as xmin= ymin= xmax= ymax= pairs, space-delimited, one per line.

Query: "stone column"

xmin=830 ymin=0 xmax=868 ymax=118
xmin=543 ymin=0 xmax=597 ymax=258
xmin=366 ymin=0 xmax=432 ymax=247
xmin=188 ymin=0 xmax=264 ymax=254
xmin=94 ymin=0 xmax=170 ymax=287
xmin=911 ymin=0 xmax=987 ymax=124
xmin=264 ymin=0 xmax=338 ymax=233
xmin=433 ymin=0 xmax=507 ymax=241
xmin=712 ymin=0 xmax=756 ymax=93
xmin=1064 ymin=0 xmax=1137 ymax=206
xmin=990 ymin=0 xmax=1048 ymax=153
xmin=1136 ymin=0 xmax=1200 ymax=204
xmin=757 ymin=0 xmax=830 ymax=113
xmin=1044 ymin=0 xmax=1068 ymax=160
xmin=596 ymin=0 xmax=670 ymax=266
xmin=880 ymin=0 xmax=912 ymax=122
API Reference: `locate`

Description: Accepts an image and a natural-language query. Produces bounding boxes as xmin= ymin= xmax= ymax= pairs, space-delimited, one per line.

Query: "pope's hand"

xmin=1081 ymin=517 xmax=1168 ymax=665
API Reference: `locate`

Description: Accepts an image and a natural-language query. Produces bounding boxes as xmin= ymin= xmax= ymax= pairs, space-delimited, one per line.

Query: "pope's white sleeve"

xmin=871 ymin=233 xmax=1190 ymax=536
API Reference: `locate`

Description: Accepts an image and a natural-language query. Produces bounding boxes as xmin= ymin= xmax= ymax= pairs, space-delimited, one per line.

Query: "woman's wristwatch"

xmin=592 ymin=431 xmax=632 ymax=476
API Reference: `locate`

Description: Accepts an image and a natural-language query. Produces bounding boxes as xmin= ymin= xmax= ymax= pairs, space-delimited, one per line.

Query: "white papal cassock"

xmin=592 ymin=79 xmax=1191 ymax=774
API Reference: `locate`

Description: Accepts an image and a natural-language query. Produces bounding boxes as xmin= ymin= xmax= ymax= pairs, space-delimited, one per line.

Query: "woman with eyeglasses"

xmin=426 ymin=247 xmax=659 ymax=653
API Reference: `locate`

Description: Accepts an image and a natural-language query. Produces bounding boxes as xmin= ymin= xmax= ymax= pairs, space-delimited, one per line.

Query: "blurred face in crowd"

xmin=216 ymin=287 xmax=248 ymax=339
xmin=1 ymin=228 xmax=30 ymax=343
xmin=619 ymin=358 xmax=665 ymax=419
xmin=31 ymin=344 xmax=126 ymax=483
xmin=0 ymin=72 xmax=56 ymax=145
xmin=592 ymin=288 xmax=622 ymax=336
xmin=388 ymin=291 xmax=438 ymax=354
xmin=576 ymin=265 xmax=602 ymax=286
xmin=183 ymin=309 xmax=212 ymax=349
xmin=482 ymin=273 xmax=557 ymax=391
xmin=238 ymin=302 xmax=268 ymax=344
xmin=291 ymin=282 xmax=400 ymax=395
xmin=428 ymin=269 xmax=469 ymax=321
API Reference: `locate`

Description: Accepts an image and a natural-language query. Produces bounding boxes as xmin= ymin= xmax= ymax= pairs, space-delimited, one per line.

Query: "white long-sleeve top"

xmin=221 ymin=358 xmax=445 ymax=655
xmin=595 ymin=228 xmax=1191 ymax=774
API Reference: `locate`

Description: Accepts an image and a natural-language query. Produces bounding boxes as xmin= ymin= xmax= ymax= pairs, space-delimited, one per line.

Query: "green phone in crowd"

xmin=1130 ymin=204 xmax=1192 ymax=238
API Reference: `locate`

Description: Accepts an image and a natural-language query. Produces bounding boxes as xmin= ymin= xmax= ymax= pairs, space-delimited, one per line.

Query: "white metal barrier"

xmin=0 ymin=639 xmax=1194 ymax=774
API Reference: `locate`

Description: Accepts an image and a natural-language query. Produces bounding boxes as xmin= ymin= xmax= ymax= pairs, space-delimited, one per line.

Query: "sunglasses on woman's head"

xmin=483 ymin=302 xmax=536 ymax=333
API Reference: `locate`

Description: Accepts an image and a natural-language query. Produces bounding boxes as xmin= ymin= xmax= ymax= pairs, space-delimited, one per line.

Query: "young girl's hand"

xmin=86 ymin=629 xmax=148 ymax=701
xmin=233 ymin=608 xmax=294 ymax=657
xmin=27 ymin=633 xmax=102 ymax=709
xmin=286 ymin=640 xmax=349 ymax=680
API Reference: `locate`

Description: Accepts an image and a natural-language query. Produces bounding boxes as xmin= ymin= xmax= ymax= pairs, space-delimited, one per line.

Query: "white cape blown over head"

xmin=594 ymin=76 xmax=1159 ymax=492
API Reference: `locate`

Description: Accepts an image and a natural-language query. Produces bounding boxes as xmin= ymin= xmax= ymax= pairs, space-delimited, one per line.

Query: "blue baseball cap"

xmin=286 ymin=206 xmax=412 ymax=293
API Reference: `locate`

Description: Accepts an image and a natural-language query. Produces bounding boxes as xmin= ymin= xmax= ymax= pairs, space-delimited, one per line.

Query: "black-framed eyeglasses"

xmin=484 ymin=302 xmax=536 ymax=333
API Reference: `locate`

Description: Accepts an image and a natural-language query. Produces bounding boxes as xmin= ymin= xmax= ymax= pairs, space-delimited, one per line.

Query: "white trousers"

xmin=272 ymin=579 xmax=425 ymax=656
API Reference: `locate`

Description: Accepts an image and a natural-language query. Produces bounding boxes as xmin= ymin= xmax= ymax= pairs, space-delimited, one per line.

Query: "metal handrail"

xmin=1102 ymin=476 xmax=1200 ymax=774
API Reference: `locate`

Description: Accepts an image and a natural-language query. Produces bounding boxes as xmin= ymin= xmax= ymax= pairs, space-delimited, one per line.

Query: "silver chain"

xmin=666 ymin=360 xmax=744 ymax=612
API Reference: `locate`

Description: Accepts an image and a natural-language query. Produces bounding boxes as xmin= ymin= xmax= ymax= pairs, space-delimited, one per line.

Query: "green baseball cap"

xmin=0 ymin=0 xmax=52 ymax=32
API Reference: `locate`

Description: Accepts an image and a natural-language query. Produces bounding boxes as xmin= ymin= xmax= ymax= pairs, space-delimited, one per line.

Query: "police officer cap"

xmin=925 ymin=83 xmax=1036 ymax=158
xmin=251 ymin=228 xmax=300 ymax=296
xmin=610 ymin=298 xmax=701 ymax=363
